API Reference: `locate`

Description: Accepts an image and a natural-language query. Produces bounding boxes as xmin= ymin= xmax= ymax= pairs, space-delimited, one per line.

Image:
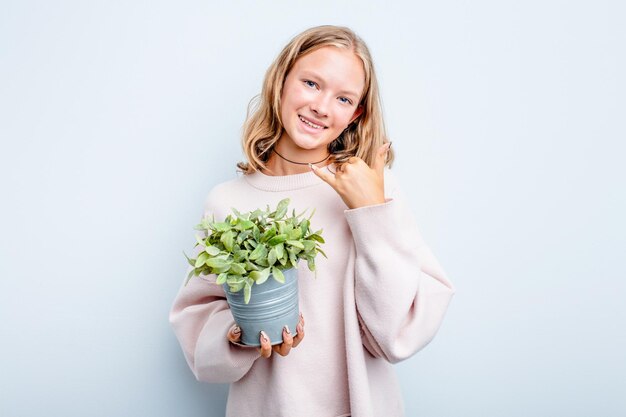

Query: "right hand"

xmin=227 ymin=313 xmax=305 ymax=358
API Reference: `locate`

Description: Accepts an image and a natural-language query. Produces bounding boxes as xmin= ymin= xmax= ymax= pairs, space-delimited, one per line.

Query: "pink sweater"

xmin=169 ymin=163 xmax=455 ymax=417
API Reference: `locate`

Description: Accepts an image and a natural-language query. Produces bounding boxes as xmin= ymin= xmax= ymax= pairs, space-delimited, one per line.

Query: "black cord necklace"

xmin=273 ymin=148 xmax=331 ymax=165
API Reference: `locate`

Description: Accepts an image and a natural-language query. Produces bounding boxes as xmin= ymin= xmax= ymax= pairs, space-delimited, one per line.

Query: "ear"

xmin=349 ymin=104 xmax=364 ymax=124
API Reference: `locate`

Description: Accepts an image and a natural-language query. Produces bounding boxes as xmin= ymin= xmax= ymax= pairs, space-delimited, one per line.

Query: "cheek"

xmin=280 ymin=90 xmax=296 ymax=117
xmin=290 ymin=87 xmax=311 ymax=106
xmin=336 ymin=109 xmax=356 ymax=125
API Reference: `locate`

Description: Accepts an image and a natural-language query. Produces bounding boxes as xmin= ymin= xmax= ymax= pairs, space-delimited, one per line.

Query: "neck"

xmin=262 ymin=145 xmax=333 ymax=176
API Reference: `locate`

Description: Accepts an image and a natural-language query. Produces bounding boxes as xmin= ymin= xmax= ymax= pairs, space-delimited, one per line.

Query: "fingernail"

xmin=233 ymin=325 xmax=241 ymax=335
xmin=283 ymin=325 xmax=291 ymax=335
xmin=260 ymin=331 xmax=268 ymax=342
xmin=297 ymin=323 xmax=303 ymax=333
xmin=300 ymin=312 xmax=304 ymax=321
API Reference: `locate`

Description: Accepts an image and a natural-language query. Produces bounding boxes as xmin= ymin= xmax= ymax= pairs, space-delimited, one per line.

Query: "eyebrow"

xmin=300 ymin=70 xmax=361 ymax=100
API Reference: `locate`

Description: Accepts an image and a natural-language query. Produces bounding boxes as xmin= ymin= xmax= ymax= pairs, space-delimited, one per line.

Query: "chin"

xmin=291 ymin=135 xmax=329 ymax=150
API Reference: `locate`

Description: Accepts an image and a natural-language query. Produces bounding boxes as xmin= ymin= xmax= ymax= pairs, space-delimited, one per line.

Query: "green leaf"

xmin=233 ymin=249 xmax=246 ymax=262
xmin=226 ymin=275 xmax=245 ymax=284
xmin=235 ymin=219 xmax=255 ymax=231
xmin=245 ymin=261 xmax=259 ymax=271
xmin=286 ymin=240 xmax=304 ymax=249
xmin=229 ymin=263 xmax=246 ymax=275
xmin=194 ymin=252 xmax=209 ymax=268
xmin=307 ymin=207 xmax=316 ymax=220
xmin=295 ymin=207 xmax=307 ymax=219
xmin=213 ymin=222 xmax=231 ymax=232
xmin=221 ymin=230 xmax=234 ymax=252
xmin=194 ymin=221 xmax=209 ymax=232
xmin=184 ymin=268 xmax=195 ymax=285
xmin=267 ymin=248 xmax=277 ymax=266
xmin=288 ymin=228 xmax=302 ymax=240
xmin=249 ymin=208 xmax=264 ymax=219
xmin=216 ymin=272 xmax=228 ymax=284
xmin=316 ymin=247 xmax=328 ymax=259
xmin=236 ymin=229 xmax=251 ymax=244
xmin=183 ymin=251 xmax=195 ymax=267
xmin=228 ymin=280 xmax=245 ymax=292
xmin=307 ymin=258 xmax=316 ymax=272
xmin=251 ymin=267 xmax=270 ymax=285
xmin=308 ymin=234 xmax=325 ymax=243
xmin=267 ymin=233 xmax=287 ymax=246
xmin=261 ymin=224 xmax=277 ymax=242
xmin=205 ymin=257 xmax=228 ymax=269
xmin=275 ymin=242 xmax=284 ymax=259
xmin=302 ymin=240 xmax=316 ymax=252
xmin=249 ymin=243 xmax=267 ymax=261
xmin=289 ymin=251 xmax=298 ymax=267
xmin=244 ymin=281 xmax=252 ymax=304
xmin=205 ymin=245 xmax=221 ymax=256
xmin=272 ymin=266 xmax=285 ymax=284
xmin=275 ymin=198 xmax=290 ymax=219
xmin=195 ymin=234 xmax=207 ymax=247
xmin=231 ymin=207 xmax=244 ymax=219
xmin=299 ymin=219 xmax=310 ymax=236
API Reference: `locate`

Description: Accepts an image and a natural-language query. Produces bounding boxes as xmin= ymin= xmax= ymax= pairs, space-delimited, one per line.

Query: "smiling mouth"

xmin=298 ymin=115 xmax=327 ymax=129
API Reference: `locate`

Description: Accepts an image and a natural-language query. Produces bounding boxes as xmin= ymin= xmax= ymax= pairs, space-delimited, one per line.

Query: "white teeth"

xmin=299 ymin=116 xmax=323 ymax=129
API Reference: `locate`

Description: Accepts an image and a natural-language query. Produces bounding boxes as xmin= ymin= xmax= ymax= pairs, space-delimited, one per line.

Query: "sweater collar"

xmin=242 ymin=163 xmax=336 ymax=191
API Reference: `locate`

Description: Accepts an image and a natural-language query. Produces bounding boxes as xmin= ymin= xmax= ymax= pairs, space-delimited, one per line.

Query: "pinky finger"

xmin=292 ymin=322 xmax=305 ymax=348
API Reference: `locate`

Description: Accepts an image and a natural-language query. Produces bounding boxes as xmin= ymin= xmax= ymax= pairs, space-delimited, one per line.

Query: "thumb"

xmin=309 ymin=163 xmax=337 ymax=188
xmin=373 ymin=142 xmax=391 ymax=175
xmin=227 ymin=324 xmax=242 ymax=343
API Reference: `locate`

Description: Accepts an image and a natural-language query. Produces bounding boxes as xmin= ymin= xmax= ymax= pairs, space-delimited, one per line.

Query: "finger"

xmin=257 ymin=331 xmax=272 ymax=358
xmin=227 ymin=324 xmax=242 ymax=344
xmin=309 ymin=163 xmax=337 ymax=187
xmin=373 ymin=142 xmax=391 ymax=175
xmin=274 ymin=325 xmax=294 ymax=356
xmin=344 ymin=156 xmax=365 ymax=171
xmin=292 ymin=320 xmax=305 ymax=348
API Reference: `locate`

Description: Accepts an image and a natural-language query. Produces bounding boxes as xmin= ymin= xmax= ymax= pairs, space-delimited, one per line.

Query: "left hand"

xmin=310 ymin=142 xmax=391 ymax=209
xmin=227 ymin=313 xmax=305 ymax=358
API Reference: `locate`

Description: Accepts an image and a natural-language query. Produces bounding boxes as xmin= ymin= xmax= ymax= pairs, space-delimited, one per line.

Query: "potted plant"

xmin=183 ymin=198 xmax=326 ymax=346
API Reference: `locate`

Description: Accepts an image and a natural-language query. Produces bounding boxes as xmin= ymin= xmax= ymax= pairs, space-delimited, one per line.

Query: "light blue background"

xmin=1 ymin=1 xmax=624 ymax=416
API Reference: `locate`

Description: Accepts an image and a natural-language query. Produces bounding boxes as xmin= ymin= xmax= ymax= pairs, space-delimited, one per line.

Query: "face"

xmin=278 ymin=46 xmax=365 ymax=156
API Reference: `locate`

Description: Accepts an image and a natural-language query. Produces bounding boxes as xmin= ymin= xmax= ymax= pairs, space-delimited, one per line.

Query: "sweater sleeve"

xmin=169 ymin=192 xmax=261 ymax=383
xmin=343 ymin=169 xmax=456 ymax=364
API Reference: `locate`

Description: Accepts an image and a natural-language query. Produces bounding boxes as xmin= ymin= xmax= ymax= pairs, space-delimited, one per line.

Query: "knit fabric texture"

xmin=169 ymin=163 xmax=456 ymax=417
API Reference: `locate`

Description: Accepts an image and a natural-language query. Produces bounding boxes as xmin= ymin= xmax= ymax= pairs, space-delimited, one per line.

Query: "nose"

xmin=310 ymin=92 xmax=331 ymax=117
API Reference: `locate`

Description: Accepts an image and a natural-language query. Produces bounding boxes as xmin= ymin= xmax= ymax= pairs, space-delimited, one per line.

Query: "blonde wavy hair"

xmin=236 ymin=25 xmax=395 ymax=175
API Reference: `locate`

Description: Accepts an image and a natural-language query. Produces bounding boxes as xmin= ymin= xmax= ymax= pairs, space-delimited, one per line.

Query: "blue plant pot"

xmin=223 ymin=267 xmax=300 ymax=347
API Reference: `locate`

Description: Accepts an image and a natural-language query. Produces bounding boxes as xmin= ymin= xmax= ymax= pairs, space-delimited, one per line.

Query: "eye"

xmin=304 ymin=80 xmax=317 ymax=88
xmin=339 ymin=97 xmax=352 ymax=105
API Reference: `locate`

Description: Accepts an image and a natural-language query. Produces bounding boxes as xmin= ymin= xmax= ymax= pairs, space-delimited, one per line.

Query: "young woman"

xmin=170 ymin=25 xmax=456 ymax=417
